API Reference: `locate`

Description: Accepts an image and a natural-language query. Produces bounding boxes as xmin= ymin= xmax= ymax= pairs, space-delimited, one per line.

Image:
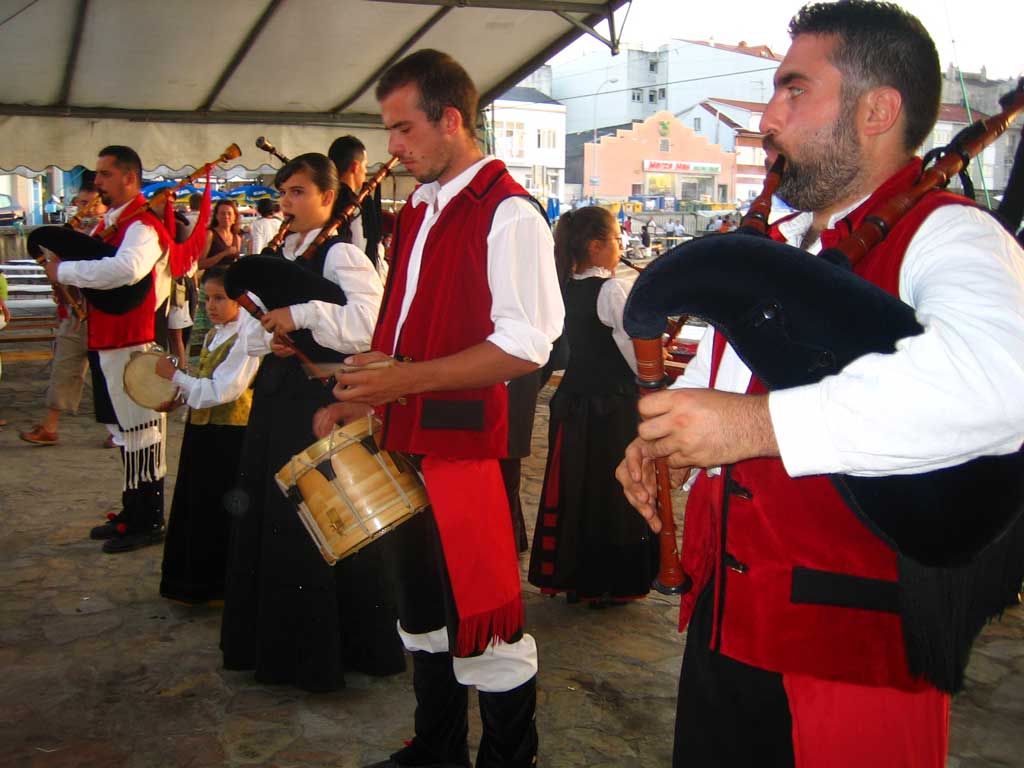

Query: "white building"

xmin=487 ymin=86 xmax=566 ymax=203
xmin=554 ymin=39 xmax=781 ymax=190
xmin=551 ymin=40 xmax=782 ymax=136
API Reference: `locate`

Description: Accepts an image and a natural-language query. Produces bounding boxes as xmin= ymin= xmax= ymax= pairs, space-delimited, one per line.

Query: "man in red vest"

xmin=334 ymin=50 xmax=563 ymax=768
xmin=44 ymin=146 xmax=171 ymax=554
xmin=618 ymin=2 xmax=1024 ymax=766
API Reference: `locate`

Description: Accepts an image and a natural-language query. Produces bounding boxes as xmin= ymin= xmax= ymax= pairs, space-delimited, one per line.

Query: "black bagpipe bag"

xmin=624 ymin=231 xmax=1024 ymax=692
xmin=27 ymin=225 xmax=152 ymax=314
xmin=224 ymin=255 xmax=348 ymax=364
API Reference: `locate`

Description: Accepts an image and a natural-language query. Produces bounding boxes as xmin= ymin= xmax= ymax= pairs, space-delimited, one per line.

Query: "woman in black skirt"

xmin=529 ymin=206 xmax=658 ymax=606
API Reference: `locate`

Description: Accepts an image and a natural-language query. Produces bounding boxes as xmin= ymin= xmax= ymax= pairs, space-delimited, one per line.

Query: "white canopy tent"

xmin=0 ymin=0 xmax=630 ymax=178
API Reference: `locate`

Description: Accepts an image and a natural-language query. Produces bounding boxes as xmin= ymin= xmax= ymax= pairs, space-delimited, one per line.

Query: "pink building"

xmin=583 ymin=110 xmax=736 ymax=204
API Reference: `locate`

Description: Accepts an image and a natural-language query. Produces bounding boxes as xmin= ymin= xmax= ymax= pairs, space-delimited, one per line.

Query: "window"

xmin=493 ymin=120 xmax=526 ymax=159
xmin=648 ymin=90 xmax=657 ymax=103
xmin=693 ymin=117 xmax=702 ymax=131
xmin=632 ymin=183 xmax=643 ymax=196
xmin=658 ymin=88 xmax=666 ymax=99
xmin=537 ymin=128 xmax=557 ymax=149
xmin=632 ymin=89 xmax=643 ymax=102
xmin=659 ymin=139 xmax=670 ymax=152
xmin=649 ymin=60 xmax=658 ymax=73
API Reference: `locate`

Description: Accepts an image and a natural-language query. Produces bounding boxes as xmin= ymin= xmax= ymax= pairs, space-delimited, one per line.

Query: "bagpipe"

xmin=226 ymin=146 xmax=400 ymax=373
xmin=624 ymin=82 xmax=1024 ymax=691
xmin=224 ymin=254 xmax=349 ymax=376
xmin=26 ymin=145 xmax=238 ymax=315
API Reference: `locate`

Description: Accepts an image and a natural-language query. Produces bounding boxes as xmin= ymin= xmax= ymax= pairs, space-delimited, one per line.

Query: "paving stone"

xmin=964 ymin=651 xmax=1011 ymax=686
xmin=990 ymin=675 xmax=1024 ymax=715
xmin=1 ymin=359 xmax=1022 ymax=767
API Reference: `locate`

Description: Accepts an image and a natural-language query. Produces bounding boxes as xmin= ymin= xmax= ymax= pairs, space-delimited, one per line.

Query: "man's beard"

xmin=771 ymin=105 xmax=863 ymax=212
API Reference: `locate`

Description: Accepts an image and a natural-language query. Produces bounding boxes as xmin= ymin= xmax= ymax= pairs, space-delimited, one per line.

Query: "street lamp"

xmin=592 ymin=77 xmax=618 ymax=201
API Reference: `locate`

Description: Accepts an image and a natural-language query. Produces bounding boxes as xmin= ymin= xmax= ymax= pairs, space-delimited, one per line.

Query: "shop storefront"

xmin=583 ymin=111 xmax=735 ymax=205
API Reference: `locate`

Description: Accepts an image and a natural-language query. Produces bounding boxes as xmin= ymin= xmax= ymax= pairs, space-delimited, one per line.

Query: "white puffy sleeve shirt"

xmin=58 ymin=207 xmax=163 ymax=292
xmin=392 ymin=156 xmax=564 ymax=365
xmin=673 ymin=203 xmax=1024 ymax=478
xmin=171 ymin=317 xmax=260 ymax=408
xmin=241 ymin=229 xmax=383 ymax=357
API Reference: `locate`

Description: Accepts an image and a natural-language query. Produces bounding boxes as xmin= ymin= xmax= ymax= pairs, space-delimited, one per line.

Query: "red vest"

xmin=374 ymin=160 xmax=535 ymax=458
xmin=87 ymin=195 xmax=169 ymax=351
xmin=680 ymin=160 xmax=972 ymax=690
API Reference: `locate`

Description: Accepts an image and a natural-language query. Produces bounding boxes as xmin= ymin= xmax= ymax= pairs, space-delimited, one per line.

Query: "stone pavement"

xmin=0 ymin=352 xmax=1021 ymax=768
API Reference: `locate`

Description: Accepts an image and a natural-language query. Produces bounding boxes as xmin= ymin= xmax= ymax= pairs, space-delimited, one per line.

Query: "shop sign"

xmin=643 ymin=160 xmax=721 ymax=173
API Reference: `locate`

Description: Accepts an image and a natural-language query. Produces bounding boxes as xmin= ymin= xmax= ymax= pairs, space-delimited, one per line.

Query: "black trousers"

xmin=674 ymin=586 xmax=795 ymax=768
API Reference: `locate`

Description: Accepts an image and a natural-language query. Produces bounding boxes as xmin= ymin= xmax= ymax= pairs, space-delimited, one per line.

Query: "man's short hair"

xmin=256 ymin=197 xmax=278 ymax=217
xmin=188 ymin=193 xmax=203 ymax=211
xmin=789 ymin=0 xmax=941 ymax=152
xmin=328 ymin=135 xmax=367 ymax=176
xmin=78 ymin=169 xmax=97 ymax=192
xmin=98 ymin=145 xmax=143 ymax=184
xmin=375 ymin=49 xmax=479 ymax=138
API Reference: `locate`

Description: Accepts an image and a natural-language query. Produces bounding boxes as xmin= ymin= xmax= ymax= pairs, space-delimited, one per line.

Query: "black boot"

xmin=475 ymin=677 xmax=538 ymax=768
xmin=92 ymin=450 xmax=131 ymax=540
xmin=367 ymin=650 xmax=470 ymax=768
xmin=102 ymin=479 xmax=164 ymax=554
xmin=90 ymin=509 xmax=126 ymax=540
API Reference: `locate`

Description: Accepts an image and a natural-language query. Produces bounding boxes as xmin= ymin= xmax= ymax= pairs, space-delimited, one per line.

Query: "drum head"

xmin=123 ymin=351 xmax=179 ymax=410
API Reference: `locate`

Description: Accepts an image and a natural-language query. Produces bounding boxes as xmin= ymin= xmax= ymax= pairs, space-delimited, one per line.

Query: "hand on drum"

xmin=260 ymin=307 xmax=296 ymax=335
xmin=332 ymin=351 xmax=408 ymax=406
xmin=270 ymin=336 xmax=295 ymax=358
xmin=155 ymin=354 xmax=179 ymax=380
xmin=312 ymin=402 xmax=374 ymax=439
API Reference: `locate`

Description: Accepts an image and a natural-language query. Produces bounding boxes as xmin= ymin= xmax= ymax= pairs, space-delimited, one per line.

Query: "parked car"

xmin=0 ymin=193 xmax=26 ymax=226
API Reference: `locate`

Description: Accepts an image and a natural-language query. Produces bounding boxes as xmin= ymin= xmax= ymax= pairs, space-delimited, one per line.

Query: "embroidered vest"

xmin=374 ymin=159 xmax=541 ymax=458
xmin=188 ymin=329 xmax=253 ymax=426
xmin=86 ymin=195 xmax=169 ymax=351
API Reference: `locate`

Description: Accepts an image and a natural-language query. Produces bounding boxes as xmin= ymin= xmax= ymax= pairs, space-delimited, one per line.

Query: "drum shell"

xmin=276 ymin=417 xmax=428 ymax=564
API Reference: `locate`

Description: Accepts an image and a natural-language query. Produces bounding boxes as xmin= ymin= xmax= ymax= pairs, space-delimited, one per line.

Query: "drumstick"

xmin=235 ymin=293 xmax=395 ymax=384
xmin=301 ymin=359 xmax=395 ymax=380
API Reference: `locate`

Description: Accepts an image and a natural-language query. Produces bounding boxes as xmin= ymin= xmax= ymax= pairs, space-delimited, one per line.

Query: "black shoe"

xmin=89 ymin=512 xmax=124 ymax=540
xmin=102 ymin=525 xmax=164 ymax=554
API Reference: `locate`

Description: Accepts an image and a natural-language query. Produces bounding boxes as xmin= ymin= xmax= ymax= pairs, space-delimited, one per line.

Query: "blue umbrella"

xmin=227 ymin=184 xmax=278 ymax=202
xmin=617 ymin=205 xmax=626 ymax=223
xmin=141 ymin=181 xmax=177 ymax=199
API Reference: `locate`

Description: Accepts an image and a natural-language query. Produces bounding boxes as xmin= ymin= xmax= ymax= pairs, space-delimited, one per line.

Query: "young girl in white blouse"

xmin=528 ymin=206 xmax=658 ymax=606
xmin=156 ymin=265 xmax=259 ymax=605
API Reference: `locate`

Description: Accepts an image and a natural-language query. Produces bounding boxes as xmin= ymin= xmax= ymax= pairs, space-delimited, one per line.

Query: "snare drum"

xmin=276 ymin=415 xmax=428 ymax=565
xmin=123 ymin=350 xmax=181 ymax=411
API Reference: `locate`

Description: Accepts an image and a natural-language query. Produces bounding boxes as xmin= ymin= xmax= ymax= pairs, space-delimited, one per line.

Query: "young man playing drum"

xmin=44 ymin=146 xmax=173 ymax=553
xmin=333 ymin=49 xmax=563 ymax=768
xmin=617 ymin=2 xmax=1024 ymax=766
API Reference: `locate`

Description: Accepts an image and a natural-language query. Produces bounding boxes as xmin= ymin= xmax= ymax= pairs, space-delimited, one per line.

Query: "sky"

xmin=549 ymin=0 xmax=1023 ymax=82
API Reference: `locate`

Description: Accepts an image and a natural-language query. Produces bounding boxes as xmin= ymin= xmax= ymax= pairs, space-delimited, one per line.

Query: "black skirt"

xmin=528 ymin=389 xmax=658 ymax=601
xmin=220 ymin=355 xmax=405 ymax=692
xmin=160 ymin=421 xmax=246 ymax=604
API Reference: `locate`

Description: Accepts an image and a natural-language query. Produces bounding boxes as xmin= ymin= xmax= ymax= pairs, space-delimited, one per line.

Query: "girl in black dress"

xmin=528 ymin=206 xmax=658 ymax=606
xmin=221 ymin=154 xmax=404 ymax=691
